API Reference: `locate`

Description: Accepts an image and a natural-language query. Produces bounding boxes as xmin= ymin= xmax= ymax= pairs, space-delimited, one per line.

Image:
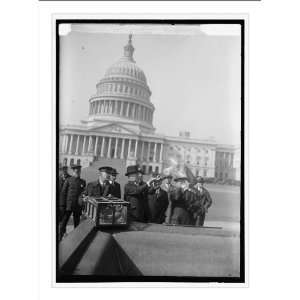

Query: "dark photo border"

xmin=55 ymin=18 xmax=245 ymax=284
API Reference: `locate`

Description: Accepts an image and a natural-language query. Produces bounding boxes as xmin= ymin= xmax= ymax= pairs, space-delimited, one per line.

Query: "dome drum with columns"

xmin=59 ymin=35 xmax=240 ymax=181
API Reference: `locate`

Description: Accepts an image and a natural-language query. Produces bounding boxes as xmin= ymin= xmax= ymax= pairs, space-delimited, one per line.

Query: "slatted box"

xmin=83 ymin=196 xmax=130 ymax=228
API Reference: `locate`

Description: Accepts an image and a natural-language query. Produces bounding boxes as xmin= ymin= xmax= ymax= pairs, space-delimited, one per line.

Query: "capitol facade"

xmin=59 ymin=35 xmax=240 ymax=181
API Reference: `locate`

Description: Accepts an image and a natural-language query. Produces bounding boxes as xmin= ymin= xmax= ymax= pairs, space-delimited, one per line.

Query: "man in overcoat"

xmin=59 ymin=164 xmax=86 ymax=241
xmin=59 ymin=166 xmax=71 ymax=192
xmin=124 ymin=165 xmax=149 ymax=222
xmin=193 ymin=176 xmax=213 ymax=226
xmin=147 ymin=177 xmax=169 ymax=224
xmin=86 ymin=166 xmax=112 ymax=197
xmin=169 ymin=176 xmax=194 ymax=225
xmin=108 ymin=168 xmax=121 ymax=198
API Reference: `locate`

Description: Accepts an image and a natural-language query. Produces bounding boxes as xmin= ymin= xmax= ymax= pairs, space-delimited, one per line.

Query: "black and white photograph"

xmin=56 ymin=19 xmax=245 ymax=283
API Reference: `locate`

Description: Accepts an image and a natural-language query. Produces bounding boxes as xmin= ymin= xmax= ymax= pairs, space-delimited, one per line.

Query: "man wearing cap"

xmin=124 ymin=165 xmax=149 ymax=222
xmin=147 ymin=175 xmax=169 ymax=224
xmin=109 ymin=168 xmax=121 ymax=198
xmin=193 ymin=176 xmax=213 ymax=226
xmin=59 ymin=165 xmax=86 ymax=241
xmin=86 ymin=166 xmax=112 ymax=197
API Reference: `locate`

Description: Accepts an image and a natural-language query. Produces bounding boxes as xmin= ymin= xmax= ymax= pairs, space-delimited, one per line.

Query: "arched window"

xmin=148 ymin=165 xmax=153 ymax=174
xmin=155 ymin=166 xmax=159 ymax=173
xmin=77 ymin=159 xmax=81 ymax=165
xmin=70 ymin=158 xmax=74 ymax=166
xmin=63 ymin=158 xmax=68 ymax=166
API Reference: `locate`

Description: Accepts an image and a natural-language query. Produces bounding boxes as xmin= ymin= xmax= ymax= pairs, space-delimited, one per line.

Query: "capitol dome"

xmin=87 ymin=35 xmax=155 ymax=133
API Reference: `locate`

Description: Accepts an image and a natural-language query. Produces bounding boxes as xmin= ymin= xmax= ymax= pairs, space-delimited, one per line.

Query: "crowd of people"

xmin=58 ymin=164 xmax=213 ymax=241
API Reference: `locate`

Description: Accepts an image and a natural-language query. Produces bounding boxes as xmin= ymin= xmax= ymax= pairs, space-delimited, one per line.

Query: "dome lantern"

xmin=123 ymin=34 xmax=135 ymax=62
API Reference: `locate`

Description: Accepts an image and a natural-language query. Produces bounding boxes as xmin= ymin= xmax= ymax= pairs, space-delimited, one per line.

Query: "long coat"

xmin=109 ymin=181 xmax=121 ymax=198
xmin=169 ymin=188 xmax=193 ymax=225
xmin=124 ymin=181 xmax=148 ymax=222
xmin=193 ymin=187 xmax=213 ymax=226
xmin=59 ymin=173 xmax=71 ymax=192
xmin=147 ymin=187 xmax=169 ymax=224
xmin=86 ymin=180 xmax=111 ymax=198
xmin=60 ymin=176 xmax=86 ymax=212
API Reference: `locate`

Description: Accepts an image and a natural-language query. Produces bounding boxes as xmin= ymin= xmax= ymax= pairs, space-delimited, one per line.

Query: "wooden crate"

xmin=83 ymin=196 xmax=130 ymax=228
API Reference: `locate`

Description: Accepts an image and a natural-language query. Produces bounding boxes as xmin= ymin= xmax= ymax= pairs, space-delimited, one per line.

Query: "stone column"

xmin=120 ymin=101 xmax=124 ymax=116
xmin=114 ymin=138 xmax=118 ymax=158
xmin=120 ymin=138 xmax=125 ymax=159
xmin=75 ymin=135 xmax=80 ymax=155
xmin=126 ymin=102 xmax=130 ymax=117
xmin=147 ymin=142 xmax=151 ymax=162
xmin=62 ymin=135 xmax=66 ymax=153
xmin=132 ymin=103 xmax=136 ymax=119
xmin=107 ymin=137 xmax=112 ymax=158
xmin=68 ymin=134 xmax=73 ymax=154
xmin=128 ymin=139 xmax=132 ymax=157
xmin=159 ymin=143 xmax=163 ymax=162
xmin=100 ymin=137 xmax=105 ymax=157
xmin=134 ymin=140 xmax=138 ymax=158
xmin=94 ymin=136 xmax=99 ymax=156
xmin=87 ymin=136 xmax=92 ymax=153
xmin=141 ymin=141 xmax=145 ymax=161
xmin=153 ymin=142 xmax=157 ymax=162
xmin=82 ymin=135 xmax=86 ymax=154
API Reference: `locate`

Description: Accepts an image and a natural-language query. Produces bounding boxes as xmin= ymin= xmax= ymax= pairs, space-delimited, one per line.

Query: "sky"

xmin=59 ymin=24 xmax=241 ymax=145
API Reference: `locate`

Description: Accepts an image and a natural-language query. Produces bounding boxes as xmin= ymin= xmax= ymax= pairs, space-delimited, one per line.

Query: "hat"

xmin=59 ymin=165 xmax=68 ymax=171
xmin=98 ymin=166 xmax=112 ymax=173
xmin=111 ymin=168 xmax=119 ymax=176
xmin=70 ymin=164 xmax=82 ymax=170
xmin=196 ymin=176 xmax=205 ymax=184
xmin=173 ymin=176 xmax=188 ymax=182
xmin=125 ymin=165 xmax=140 ymax=176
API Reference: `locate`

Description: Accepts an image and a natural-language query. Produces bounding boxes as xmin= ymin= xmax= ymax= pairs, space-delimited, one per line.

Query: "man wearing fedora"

xmin=193 ymin=176 xmax=213 ymax=226
xmin=124 ymin=165 xmax=149 ymax=222
xmin=169 ymin=176 xmax=193 ymax=225
xmin=86 ymin=166 xmax=112 ymax=197
xmin=59 ymin=164 xmax=86 ymax=241
xmin=147 ymin=175 xmax=169 ymax=224
xmin=109 ymin=168 xmax=121 ymax=198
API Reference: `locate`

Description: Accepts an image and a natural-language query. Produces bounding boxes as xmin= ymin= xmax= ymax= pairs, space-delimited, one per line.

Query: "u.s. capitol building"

xmin=59 ymin=35 xmax=240 ymax=182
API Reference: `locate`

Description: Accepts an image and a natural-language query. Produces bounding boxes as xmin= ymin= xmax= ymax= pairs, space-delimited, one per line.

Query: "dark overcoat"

xmin=110 ymin=181 xmax=121 ymax=198
xmin=60 ymin=176 xmax=86 ymax=212
xmin=124 ymin=181 xmax=148 ymax=222
xmin=147 ymin=187 xmax=169 ymax=224
xmin=169 ymin=188 xmax=193 ymax=225
xmin=59 ymin=173 xmax=71 ymax=192
xmin=86 ymin=180 xmax=111 ymax=198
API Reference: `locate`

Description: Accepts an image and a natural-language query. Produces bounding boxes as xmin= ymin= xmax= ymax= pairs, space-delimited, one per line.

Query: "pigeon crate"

xmin=83 ymin=196 xmax=130 ymax=228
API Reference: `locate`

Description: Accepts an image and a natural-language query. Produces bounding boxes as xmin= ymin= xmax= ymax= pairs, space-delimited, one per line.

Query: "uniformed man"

xmin=147 ymin=176 xmax=169 ymax=224
xmin=109 ymin=168 xmax=121 ymax=198
xmin=193 ymin=176 xmax=213 ymax=226
xmin=124 ymin=165 xmax=149 ymax=222
xmin=86 ymin=166 xmax=112 ymax=197
xmin=59 ymin=164 xmax=86 ymax=241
